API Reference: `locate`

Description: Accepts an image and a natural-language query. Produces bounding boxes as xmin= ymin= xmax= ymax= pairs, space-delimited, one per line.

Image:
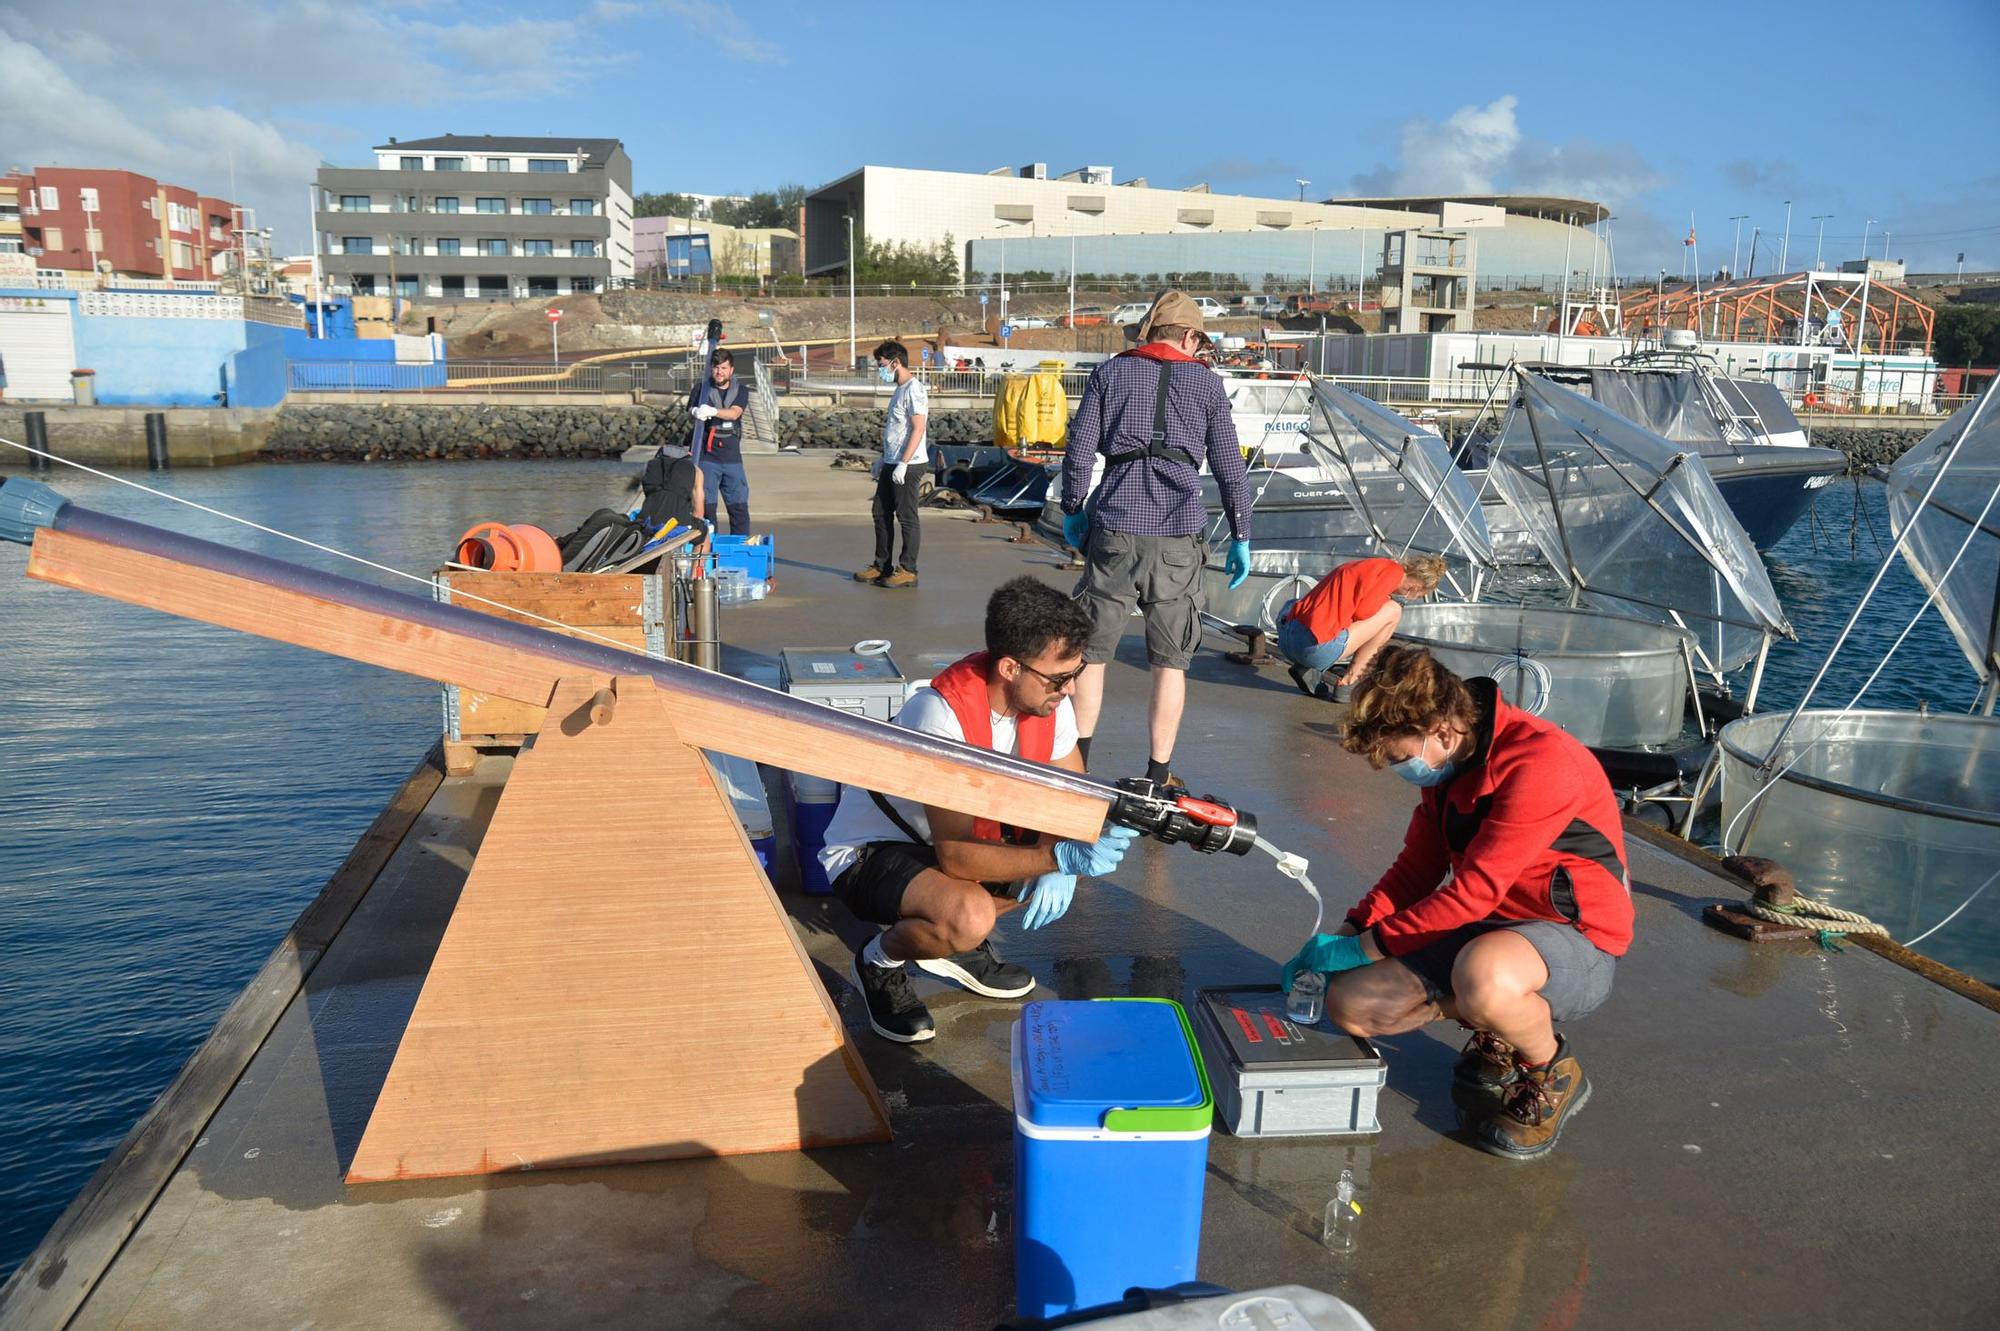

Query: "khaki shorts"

xmin=1074 ymin=530 xmax=1207 ymax=670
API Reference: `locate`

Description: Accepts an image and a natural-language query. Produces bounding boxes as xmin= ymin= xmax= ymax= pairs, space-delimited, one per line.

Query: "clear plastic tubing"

xmin=1254 ymin=834 xmax=1327 ymax=1024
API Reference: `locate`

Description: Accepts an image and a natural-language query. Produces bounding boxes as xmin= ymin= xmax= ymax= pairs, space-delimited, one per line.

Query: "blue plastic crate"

xmin=711 ymin=534 xmax=774 ymax=584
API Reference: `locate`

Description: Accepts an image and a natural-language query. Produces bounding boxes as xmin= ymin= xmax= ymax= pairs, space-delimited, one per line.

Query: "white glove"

xmin=691 ymin=404 xmax=717 ymax=421
xmin=892 ymin=462 xmax=908 ymax=485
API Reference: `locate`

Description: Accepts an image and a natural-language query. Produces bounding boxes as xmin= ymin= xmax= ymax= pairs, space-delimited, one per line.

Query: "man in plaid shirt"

xmin=1060 ymin=290 xmax=1253 ymax=785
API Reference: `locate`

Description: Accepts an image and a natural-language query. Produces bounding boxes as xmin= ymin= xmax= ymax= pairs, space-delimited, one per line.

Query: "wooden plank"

xmin=438 ymin=569 xmax=655 ymax=629
xmin=0 ymin=748 xmax=446 ymax=1331
xmin=457 ymin=626 xmax=651 ymax=736
xmin=347 ymin=677 xmax=892 ymax=1181
xmin=27 ymin=527 xmax=1109 ymax=841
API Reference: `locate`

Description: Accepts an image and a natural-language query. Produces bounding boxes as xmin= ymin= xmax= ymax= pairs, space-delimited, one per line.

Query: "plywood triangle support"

xmin=346 ymin=674 xmax=891 ymax=1182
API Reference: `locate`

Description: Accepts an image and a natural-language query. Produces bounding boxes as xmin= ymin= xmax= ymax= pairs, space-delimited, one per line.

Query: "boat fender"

xmin=0 ymin=476 xmax=70 ymax=546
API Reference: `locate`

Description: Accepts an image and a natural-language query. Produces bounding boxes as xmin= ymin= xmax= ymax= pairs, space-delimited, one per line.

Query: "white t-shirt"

xmin=883 ymin=376 xmax=930 ymax=465
xmin=818 ymin=687 xmax=1078 ymax=880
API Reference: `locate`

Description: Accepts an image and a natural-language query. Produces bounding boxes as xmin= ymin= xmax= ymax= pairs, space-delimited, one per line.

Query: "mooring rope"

xmin=1741 ymin=894 xmax=1891 ymax=950
xmin=0 ymin=434 xmax=657 ymax=658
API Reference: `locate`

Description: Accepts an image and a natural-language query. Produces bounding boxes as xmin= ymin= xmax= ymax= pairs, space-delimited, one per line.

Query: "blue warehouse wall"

xmin=226 ymin=322 xmax=292 ymax=409
xmin=73 ymin=314 xmax=249 ymax=407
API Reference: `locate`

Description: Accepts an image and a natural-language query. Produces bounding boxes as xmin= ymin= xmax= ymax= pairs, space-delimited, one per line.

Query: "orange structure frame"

xmin=1621 ymin=273 xmax=1934 ymax=355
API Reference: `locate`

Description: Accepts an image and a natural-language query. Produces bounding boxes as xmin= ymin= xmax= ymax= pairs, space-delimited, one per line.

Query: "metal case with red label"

xmin=1192 ymin=986 xmax=1385 ymax=1137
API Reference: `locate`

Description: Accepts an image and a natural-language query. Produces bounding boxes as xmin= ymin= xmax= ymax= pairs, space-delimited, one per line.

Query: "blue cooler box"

xmin=1013 ymin=999 xmax=1214 ymax=1320
xmin=788 ymin=771 xmax=841 ymax=895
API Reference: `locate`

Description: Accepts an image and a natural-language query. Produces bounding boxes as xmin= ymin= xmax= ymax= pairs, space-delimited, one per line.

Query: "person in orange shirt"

xmin=1276 ymin=553 xmax=1445 ymax=701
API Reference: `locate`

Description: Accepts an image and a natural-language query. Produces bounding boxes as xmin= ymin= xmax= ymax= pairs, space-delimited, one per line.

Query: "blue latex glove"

xmin=1020 ymin=872 xmax=1078 ymax=930
xmin=1225 ymin=538 xmax=1252 ymax=590
xmin=1062 ymin=510 xmax=1090 ymax=550
xmin=1280 ymin=933 xmax=1371 ymax=992
xmin=1052 ymin=824 xmax=1141 ymax=877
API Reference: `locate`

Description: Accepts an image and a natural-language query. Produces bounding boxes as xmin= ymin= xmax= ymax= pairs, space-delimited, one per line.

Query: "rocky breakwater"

xmin=1811 ymin=424 xmax=1936 ymax=474
xmin=265 ymin=403 xmax=693 ymax=460
xmin=781 ymin=405 xmax=994 ymax=450
xmin=261 ymin=402 xmax=1001 ymax=460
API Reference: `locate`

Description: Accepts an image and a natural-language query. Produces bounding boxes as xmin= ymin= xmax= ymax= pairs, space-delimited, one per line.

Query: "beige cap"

xmin=1136 ymin=288 xmax=1204 ymax=342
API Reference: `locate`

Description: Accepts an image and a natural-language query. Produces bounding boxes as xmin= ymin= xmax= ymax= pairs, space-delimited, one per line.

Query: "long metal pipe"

xmin=7 ymin=492 xmax=1116 ymax=812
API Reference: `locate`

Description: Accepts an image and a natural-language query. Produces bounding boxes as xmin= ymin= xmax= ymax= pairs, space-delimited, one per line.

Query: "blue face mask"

xmin=1389 ymin=737 xmax=1456 ymax=787
xmin=877 ymin=363 xmax=896 ymax=385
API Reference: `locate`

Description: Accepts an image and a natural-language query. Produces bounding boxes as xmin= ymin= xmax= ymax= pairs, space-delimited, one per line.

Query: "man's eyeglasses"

xmin=1011 ymin=659 xmax=1087 ymax=691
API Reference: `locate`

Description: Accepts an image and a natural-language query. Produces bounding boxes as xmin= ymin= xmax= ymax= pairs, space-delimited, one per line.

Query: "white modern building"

xmin=805 ymin=164 xmax=1608 ymax=286
xmin=314 ymin=135 xmax=635 ymax=300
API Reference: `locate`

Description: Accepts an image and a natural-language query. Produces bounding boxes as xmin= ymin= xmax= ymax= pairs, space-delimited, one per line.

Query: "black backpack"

xmin=556 ymin=508 xmax=650 ymax=572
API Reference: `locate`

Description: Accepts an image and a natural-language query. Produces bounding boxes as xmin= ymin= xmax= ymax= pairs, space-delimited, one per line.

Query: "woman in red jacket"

xmin=1276 ymin=554 xmax=1445 ymax=702
xmin=1281 ymin=645 xmax=1633 ymax=1159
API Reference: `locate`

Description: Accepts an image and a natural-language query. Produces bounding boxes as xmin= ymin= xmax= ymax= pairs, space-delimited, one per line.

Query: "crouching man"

xmin=820 ymin=576 xmax=1140 ymax=1042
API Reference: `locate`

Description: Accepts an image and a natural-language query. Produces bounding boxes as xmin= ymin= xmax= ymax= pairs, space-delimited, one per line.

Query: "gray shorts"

xmin=1074 ymin=530 xmax=1207 ymax=670
xmin=1397 ymin=920 xmax=1617 ymax=1022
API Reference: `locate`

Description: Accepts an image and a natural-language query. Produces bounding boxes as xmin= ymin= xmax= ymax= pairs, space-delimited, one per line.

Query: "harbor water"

xmin=0 ymin=461 xmax=1987 ymax=1281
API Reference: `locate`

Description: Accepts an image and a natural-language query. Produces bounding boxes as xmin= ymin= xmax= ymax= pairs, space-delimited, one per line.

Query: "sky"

xmin=3 ymin=0 xmax=1996 ymax=276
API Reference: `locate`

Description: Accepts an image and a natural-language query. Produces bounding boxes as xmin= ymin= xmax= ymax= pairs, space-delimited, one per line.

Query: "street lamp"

xmin=845 ymin=214 xmax=856 ymax=370
xmin=1811 ymin=214 xmax=1833 ymax=271
xmin=1295 ymin=178 xmax=1310 ymax=202
xmin=1728 ymin=214 xmax=1748 ymax=280
xmin=1861 ymin=218 xmax=1876 ymax=262
xmin=1778 ymin=200 xmax=1793 ymax=273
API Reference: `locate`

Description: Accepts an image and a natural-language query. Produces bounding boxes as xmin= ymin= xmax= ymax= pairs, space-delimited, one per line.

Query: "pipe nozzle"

xmin=0 ymin=476 xmax=69 ymax=545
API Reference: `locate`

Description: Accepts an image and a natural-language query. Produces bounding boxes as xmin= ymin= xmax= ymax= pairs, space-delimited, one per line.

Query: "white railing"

xmin=32 ymin=270 xmax=222 ymax=293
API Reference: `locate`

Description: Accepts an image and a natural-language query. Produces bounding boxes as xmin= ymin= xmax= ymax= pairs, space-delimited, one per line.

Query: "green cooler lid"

xmin=1016 ymin=998 xmax=1212 ymax=1133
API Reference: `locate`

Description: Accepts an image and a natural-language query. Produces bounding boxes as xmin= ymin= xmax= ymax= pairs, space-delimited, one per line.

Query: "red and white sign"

xmin=547 ymin=308 xmax=563 ymax=322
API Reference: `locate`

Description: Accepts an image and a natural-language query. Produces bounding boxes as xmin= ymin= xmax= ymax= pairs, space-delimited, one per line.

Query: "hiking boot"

xmin=1286 ymin=663 xmax=1324 ymax=698
xmin=851 ymin=943 xmax=935 ymax=1044
xmin=880 ymin=569 xmax=919 ymax=589
xmin=852 ymin=565 xmax=886 ymax=583
xmin=916 ymin=940 xmax=1036 ymax=999
xmin=1454 ymin=1029 xmax=1519 ymax=1092
xmin=1477 ymin=1036 xmax=1591 ymax=1160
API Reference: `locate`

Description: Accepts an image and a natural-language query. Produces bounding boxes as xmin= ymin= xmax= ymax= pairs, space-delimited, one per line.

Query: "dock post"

xmin=144 ymin=412 xmax=170 ymax=471
xmin=24 ymin=411 xmax=51 ymax=473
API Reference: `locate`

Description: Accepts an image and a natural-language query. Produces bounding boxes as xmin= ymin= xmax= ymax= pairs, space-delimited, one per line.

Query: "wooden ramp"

xmin=346 ymin=675 xmax=891 ymax=1182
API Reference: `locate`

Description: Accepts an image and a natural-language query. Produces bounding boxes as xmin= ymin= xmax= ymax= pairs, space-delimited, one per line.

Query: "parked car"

xmin=1062 ymin=305 xmax=1110 ymax=328
xmin=1109 ymin=302 xmax=1151 ymax=326
xmin=1192 ymin=296 xmax=1228 ymax=320
xmin=1008 ymin=314 xmax=1054 ymax=329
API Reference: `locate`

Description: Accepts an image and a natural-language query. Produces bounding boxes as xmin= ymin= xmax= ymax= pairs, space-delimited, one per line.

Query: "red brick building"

xmin=0 ymin=167 xmax=243 ymax=281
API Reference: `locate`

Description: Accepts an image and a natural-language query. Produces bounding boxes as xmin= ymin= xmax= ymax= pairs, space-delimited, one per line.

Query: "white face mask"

xmin=877 ymin=363 xmax=896 ymax=385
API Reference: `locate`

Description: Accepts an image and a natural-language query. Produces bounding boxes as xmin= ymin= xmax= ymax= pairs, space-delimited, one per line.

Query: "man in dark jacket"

xmin=1058 ymin=290 xmax=1253 ymax=784
xmin=689 ymin=349 xmax=749 ymax=534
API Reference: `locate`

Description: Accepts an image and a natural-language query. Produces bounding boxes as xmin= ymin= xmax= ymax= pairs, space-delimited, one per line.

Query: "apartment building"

xmin=313 ymin=135 xmax=634 ymax=299
xmin=0 ymin=167 xmax=241 ymax=279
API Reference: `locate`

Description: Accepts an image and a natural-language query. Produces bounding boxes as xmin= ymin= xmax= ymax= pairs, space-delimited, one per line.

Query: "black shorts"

xmin=1396 ymin=920 xmax=1617 ymax=1022
xmin=831 ymin=841 xmax=1023 ymax=926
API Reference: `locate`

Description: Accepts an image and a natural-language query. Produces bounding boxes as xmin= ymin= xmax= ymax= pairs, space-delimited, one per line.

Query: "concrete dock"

xmin=6 ymin=452 xmax=1998 ymax=1329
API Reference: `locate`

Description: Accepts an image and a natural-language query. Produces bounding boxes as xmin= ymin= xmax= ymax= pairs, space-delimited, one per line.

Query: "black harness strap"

xmin=869 ymin=789 xmax=928 ymax=846
xmin=1102 ymin=359 xmax=1197 ymax=468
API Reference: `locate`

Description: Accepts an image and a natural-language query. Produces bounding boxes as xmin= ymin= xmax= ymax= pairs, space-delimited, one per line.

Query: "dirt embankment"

xmin=414 ymin=282 xmax=1579 ymax=359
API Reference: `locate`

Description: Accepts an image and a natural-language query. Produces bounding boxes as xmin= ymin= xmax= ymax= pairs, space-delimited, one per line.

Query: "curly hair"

xmin=986 ymin=576 xmax=1091 ymax=664
xmin=1399 ymin=554 xmax=1447 ymax=594
xmin=1341 ymin=645 xmax=1477 ymax=768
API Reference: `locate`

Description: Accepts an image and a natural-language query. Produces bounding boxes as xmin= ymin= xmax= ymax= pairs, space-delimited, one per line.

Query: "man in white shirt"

xmin=854 ymin=339 xmax=929 ymax=589
xmin=821 ymin=577 xmax=1140 ymax=1042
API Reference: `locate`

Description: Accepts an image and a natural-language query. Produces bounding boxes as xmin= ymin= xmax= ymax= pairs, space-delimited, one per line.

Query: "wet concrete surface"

xmin=69 ymin=482 xmax=2000 ymax=1329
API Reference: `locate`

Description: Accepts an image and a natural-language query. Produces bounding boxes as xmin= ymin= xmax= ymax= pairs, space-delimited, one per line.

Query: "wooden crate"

xmin=434 ymin=569 xmax=672 ymax=772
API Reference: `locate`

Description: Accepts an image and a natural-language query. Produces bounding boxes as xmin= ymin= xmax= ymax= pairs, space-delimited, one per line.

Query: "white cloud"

xmin=1353 ymin=95 xmax=1666 ymax=206
xmin=0 ymin=4 xmax=642 ymax=251
xmin=659 ymin=0 xmax=786 ymax=65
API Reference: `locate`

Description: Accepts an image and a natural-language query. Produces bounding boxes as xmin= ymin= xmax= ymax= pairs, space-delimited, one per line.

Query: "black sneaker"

xmin=851 ymin=944 xmax=935 ymax=1043
xmin=1286 ymin=663 xmax=1323 ymax=698
xmin=916 ymin=940 xmax=1036 ymax=999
